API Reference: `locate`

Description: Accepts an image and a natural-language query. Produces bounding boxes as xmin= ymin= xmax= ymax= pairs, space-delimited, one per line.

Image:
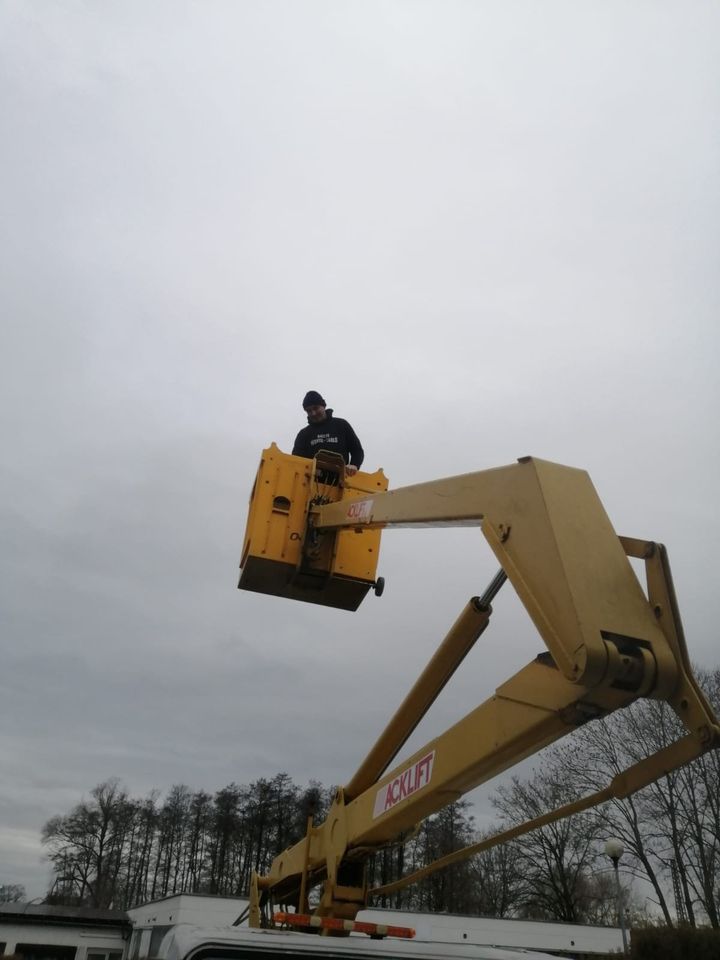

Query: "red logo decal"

xmin=373 ymin=752 xmax=435 ymax=818
xmin=346 ymin=499 xmax=373 ymax=521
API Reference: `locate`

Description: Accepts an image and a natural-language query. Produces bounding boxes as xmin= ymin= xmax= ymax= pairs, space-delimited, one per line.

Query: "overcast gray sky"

xmin=1 ymin=1 xmax=719 ymax=899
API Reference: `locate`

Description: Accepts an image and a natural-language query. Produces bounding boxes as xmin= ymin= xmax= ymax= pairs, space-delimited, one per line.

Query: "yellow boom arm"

xmin=239 ymin=448 xmax=719 ymax=927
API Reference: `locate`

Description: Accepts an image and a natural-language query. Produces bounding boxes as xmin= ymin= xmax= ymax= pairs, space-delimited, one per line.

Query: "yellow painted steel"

xmin=240 ymin=451 xmax=720 ymax=929
xmin=316 ymin=457 xmax=673 ymax=692
xmin=238 ymin=443 xmax=388 ymax=611
xmin=344 ymin=598 xmax=494 ymax=802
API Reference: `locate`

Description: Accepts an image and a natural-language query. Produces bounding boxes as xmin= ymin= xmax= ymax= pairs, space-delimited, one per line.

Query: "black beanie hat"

xmin=302 ymin=390 xmax=326 ymax=409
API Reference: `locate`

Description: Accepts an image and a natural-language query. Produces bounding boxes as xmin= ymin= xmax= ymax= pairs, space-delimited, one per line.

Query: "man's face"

xmin=305 ymin=404 xmax=327 ymax=423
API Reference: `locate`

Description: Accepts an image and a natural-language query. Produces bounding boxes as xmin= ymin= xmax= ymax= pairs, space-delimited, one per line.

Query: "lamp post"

xmin=604 ymin=838 xmax=629 ymax=955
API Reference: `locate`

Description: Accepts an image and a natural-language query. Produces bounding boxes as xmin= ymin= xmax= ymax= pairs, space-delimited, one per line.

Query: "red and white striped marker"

xmin=274 ymin=912 xmax=415 ymax=939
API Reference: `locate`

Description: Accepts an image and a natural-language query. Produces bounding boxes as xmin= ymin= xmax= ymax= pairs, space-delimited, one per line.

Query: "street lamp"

xmin=604 ymin=838 xmax=629 ymax=955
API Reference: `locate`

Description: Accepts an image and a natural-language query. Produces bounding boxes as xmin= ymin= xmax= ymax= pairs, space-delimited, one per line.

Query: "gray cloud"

xmin=1 ymin=0 xmax=719 ymax=898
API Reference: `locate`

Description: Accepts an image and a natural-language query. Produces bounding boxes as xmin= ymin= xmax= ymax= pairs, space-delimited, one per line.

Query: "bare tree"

xmin=155 ymin=785 xmax=192 ymax=896
xmin=558 ymin=704 xmax=675 ymax=924
xmin=123 ymin=792 xmax=158 ymax=908
xmin=184 ymin=790 xmax=212 ymax=893
xmin=402 ymin=801 xmax=477 ymax=914
xmin=492 ymin=758 xmax=603 ymax=922
xmin=671 ymin=668 xmax=720 ymax=927
xmin=43 ymin=778 xmax=132 ymax=908
xmin=468 ymin=836 xmax=524 ymax=918
xmin=0 ymin=884 xmax=26 ymax=903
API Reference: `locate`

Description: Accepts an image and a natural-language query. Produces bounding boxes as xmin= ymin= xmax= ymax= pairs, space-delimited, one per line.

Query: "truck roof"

xmin=157 ymin=923 xmax=557 ymax=960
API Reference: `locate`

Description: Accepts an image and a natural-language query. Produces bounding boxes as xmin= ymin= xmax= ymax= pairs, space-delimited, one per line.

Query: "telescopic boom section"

xmin=239 ymin=450 xmax=720 ymax=929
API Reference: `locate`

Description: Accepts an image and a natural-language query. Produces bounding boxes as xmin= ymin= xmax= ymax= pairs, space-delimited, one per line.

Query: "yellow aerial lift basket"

xmin=238 ymin=443 xmax=388 ymax=611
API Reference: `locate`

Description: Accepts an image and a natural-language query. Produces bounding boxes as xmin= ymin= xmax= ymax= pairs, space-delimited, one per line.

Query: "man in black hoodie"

xmin=292 ymin=390 xmax=364 ymax=476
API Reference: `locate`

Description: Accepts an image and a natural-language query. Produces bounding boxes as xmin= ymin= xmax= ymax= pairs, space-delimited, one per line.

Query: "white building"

xmin=0 ymin=903 xmax=128 ymax=960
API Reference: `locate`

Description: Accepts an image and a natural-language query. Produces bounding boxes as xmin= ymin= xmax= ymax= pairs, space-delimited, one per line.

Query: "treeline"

xmin=43 ymin=774 xmax=332 ymax=910
xmin=44 ymin=669 xmax=720 ymax=927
